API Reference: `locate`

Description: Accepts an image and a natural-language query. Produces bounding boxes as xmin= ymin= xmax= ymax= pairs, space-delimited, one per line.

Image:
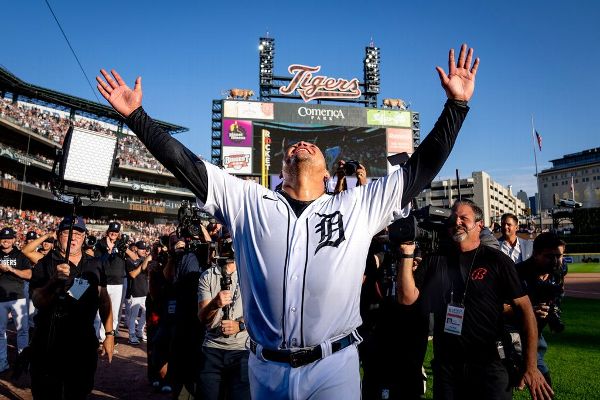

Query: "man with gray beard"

xmin=397 ymin=200 xmax=553 ymax=400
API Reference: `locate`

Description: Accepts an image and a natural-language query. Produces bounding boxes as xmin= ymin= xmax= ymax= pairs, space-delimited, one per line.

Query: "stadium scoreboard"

xmin=221 ymin=100 xmax=416 ymax=188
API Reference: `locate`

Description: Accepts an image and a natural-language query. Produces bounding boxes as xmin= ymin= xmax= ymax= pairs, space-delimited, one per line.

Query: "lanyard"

xmin=450 ymin=245 xmax=479 ymax=307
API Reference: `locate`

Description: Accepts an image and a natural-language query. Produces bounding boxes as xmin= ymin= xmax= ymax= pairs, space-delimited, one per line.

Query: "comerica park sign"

xmin=279 ymin=64 xmax=361 ymax=102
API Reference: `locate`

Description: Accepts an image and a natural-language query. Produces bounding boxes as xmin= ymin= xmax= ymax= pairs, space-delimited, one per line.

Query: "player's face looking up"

xmin=283 ymin=141 xmax=325 ymax=165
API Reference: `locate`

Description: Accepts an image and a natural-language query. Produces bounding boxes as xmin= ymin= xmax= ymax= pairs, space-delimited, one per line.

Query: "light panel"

xmin=62 ymin=127 xmax=117 ymax=188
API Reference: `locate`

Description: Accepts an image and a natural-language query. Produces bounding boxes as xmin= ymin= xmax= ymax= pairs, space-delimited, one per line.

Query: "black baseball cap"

xmin=58 ymin=216 xmax=87 ymax=233
xmin=25 ymin=231 xmax=38 ymax=241
xmin=107 ymin=221 xmax=121 ymax=233
xmin=135 ymin=241 xmax=149 ymax=250
xmin=0 ymin=227 xmax=16 ymax=239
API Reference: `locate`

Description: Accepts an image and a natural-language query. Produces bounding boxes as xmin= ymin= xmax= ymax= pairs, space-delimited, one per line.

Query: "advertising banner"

xmin=222 ymin=119 xmax=253 ymax=147
xmin=222 ymin=146 xmax=253 ymax=174
xmin=223 ymin=101 xmax=274 ymax=120
xmin=367 ymin=109 xmax=411 ymax=128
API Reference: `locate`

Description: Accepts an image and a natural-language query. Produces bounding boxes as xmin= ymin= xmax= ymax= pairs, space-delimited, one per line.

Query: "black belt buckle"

xmin=289 ymin=349 xmax=313 ymax=368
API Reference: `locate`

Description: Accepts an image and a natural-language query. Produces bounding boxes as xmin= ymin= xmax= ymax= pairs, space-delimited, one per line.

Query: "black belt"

xmin=249 ymin=333 xmax=357 ymax=368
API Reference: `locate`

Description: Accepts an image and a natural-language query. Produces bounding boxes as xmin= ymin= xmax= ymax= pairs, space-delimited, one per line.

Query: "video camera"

xmin=177 ymin=200 xmax=207 ymax=239
xmin=529 ymin=263 xmax=567 ymax=333
xmin=388 ymin=205 xmax=452 ymax=253
xmin=176 ymin=200 xmax=215 ymax=266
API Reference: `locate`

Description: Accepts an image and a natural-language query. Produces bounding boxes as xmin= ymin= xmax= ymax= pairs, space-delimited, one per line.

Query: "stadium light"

xmin=364 ymin=44 xmax=381 ymax=94
xmin=54 ymin=126 xmax=118 ymax=198
xmin=259 ymin=37 xmax=275 ymax=86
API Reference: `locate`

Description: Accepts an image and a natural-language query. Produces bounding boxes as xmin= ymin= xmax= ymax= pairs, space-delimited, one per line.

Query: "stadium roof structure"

xmin=0 ymin=65 xmax=188 ymax=134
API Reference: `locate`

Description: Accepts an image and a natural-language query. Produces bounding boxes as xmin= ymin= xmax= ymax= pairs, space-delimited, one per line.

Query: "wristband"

xmin=399 ymin=254 xmax=415 ymax=259
xmin=105 ymin=330 xmax=117 ymax=336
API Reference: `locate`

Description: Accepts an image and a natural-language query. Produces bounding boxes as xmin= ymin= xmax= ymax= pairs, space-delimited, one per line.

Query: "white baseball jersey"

xmin=199 ymin=162 xmax=409 ymax=350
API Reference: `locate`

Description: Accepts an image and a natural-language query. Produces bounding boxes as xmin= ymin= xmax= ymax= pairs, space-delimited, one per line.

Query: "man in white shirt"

xmin=498 ymin=213 xmax=533 ymax=263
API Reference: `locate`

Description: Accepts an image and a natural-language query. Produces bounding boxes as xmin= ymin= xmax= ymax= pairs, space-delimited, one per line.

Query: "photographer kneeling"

xmin=513 ymin=232 xmax=567 ymax=387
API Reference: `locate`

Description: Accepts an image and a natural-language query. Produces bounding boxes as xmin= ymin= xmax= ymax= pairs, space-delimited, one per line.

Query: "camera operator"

xmin=94 ymin=221 xmax=132 ymax=342
xmin=397 ymin=200 xmax=553 ymax=400
xmin=197 ymin=242 xmax=250 ymax=400
xmin=512 ymin=232 xmax=567 ymax=387
xmin=29 ymin=216 xmax=114 ymax=398
xmin=333 ymin=159 xmax=368 ymax=194
xmin=360 ymin=230 xmax=430 ymax=400
xmin=165 ymin=204 xmax=213 ymax=397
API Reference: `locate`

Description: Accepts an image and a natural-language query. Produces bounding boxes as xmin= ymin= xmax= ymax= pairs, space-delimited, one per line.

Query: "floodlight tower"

xmin=259 ymin=37 xmax=275 ymax=101
xmin=363 ymin=42 xmax=380 ymax=108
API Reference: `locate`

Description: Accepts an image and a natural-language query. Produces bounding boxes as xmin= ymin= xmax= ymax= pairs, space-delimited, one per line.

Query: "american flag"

xmin=535 ymin=130 xmax=542 ymax=151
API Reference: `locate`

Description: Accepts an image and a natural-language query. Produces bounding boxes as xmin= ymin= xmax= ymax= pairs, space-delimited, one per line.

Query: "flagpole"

xmin=531 ymin=115 xmax=542 ymax=231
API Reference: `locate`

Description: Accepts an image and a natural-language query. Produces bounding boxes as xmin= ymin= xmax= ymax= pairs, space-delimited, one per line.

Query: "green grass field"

xmin=421 ymin=297 xmax=600 ymax=399
xmin=567 ymin=263 xmax=600 ymax=273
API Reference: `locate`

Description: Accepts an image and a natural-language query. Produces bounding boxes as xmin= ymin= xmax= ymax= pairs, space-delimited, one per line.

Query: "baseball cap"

xmin=26 ymin=231 xmax=38 ymax=241
xmin=107 ymin=221 xmax=121 ymax=233
xmin=0 ymin=227 xmax=16 ymax=239
xmin=58 ymin=216 xmax=87 ymax=233
xmin=135 ymin=241 xmax=149 ymax=250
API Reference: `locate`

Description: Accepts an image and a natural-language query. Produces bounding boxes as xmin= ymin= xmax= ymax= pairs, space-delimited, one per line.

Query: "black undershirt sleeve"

xmin=401 ymin=99 xmax=469 ymax=208
xmin=125 ymin=107 xmax=209 ymax=203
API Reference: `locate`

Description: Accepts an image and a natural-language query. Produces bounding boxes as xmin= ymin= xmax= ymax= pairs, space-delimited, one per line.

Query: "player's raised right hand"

xmin=96 ymin=69 xmax=142 ymax=118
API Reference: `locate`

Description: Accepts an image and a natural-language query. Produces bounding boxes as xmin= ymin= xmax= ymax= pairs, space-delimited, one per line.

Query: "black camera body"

xmin=388 ymin=205 xmax=452 ymax=253
xmin=115 ymin=233 xmax=130 ymax=255
xmin=84 ymin=235 xmax=97 ymax=250
xmin=177 ymin=200 xmax=207 ymax=239
xmin=343 ymin=160 xmax=361 ymax=176
xmin=529 ymin=271 xmax=566 ymax=333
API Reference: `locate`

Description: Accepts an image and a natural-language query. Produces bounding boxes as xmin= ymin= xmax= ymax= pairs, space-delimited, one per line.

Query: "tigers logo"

xmin=471 ymin=267 xmax=488 ymax=281
xmin=279 ymin=64 xmax=361 ymax=102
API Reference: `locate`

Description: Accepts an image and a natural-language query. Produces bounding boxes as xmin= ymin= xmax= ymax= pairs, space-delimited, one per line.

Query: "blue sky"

xmin=2 ymin=1 xmax=599 ymax=196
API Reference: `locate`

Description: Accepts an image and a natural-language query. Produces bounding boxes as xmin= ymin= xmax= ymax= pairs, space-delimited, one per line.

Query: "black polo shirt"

xmin=0 ymin=247 xmax=31 ymax=302
xmin=126 ymin=257 xmax=149 ymax=298
xmin=418 ymin=245 xmax=524 ymax=362
xmin=95 ymin=238 xmax=127 ymax=285
xmin=30 ymin=250 xmax=106 ymax=346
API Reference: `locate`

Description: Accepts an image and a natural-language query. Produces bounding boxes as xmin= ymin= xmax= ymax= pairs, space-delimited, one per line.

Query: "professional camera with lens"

xmin=83 ymin=235 xmax=97 ymax=251
xmin=388 ymin=205 xmax=452 ymax=253
xmin=115 ymin=233 xmax=130 ymax=255
xmin=176 ymin=200 xmax=214 ymax=266
xmin=177 ymin=200 xmax=206 ymax=239
xmin=529 ymin=267 xmax=566 ymax=333
xmin=343 ymin=160 xmax=361 ymax=176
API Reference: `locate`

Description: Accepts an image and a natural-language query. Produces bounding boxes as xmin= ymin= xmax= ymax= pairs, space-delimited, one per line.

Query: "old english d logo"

xmin=314 ymin=211 xmax=346 ymax=254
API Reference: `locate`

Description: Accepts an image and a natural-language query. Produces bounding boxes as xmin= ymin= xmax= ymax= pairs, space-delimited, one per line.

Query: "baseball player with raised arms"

xmin=97 ymin=43 xmax=479 ymax=399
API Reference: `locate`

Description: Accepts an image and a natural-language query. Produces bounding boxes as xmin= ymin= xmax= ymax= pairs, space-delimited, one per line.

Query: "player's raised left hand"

xmin=436 ymin=43 xmax=479 ymax=102
xmin=97 ymin=69 xmax=142 ymax=118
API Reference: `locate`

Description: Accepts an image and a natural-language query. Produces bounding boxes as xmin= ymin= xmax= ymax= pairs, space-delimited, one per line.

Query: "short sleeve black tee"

xmin=0 ymin=248 xmax=32 ymax=302
xmin=126 ymin=257 xmax=149 ymax=298
xmin=30 ymin=251 xmax=106 ymax=345
xmin=95 ymin=238 xmax=127 ymax=285
xmin=418 ymin=245 xmax=524 ymax=361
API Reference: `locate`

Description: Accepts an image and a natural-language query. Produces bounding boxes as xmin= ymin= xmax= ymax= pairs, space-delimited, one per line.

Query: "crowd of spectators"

xmin=1 ymin=98 xmax=168 ymax=173
xmin=0 ymin=206 xmax=176 ymax=246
